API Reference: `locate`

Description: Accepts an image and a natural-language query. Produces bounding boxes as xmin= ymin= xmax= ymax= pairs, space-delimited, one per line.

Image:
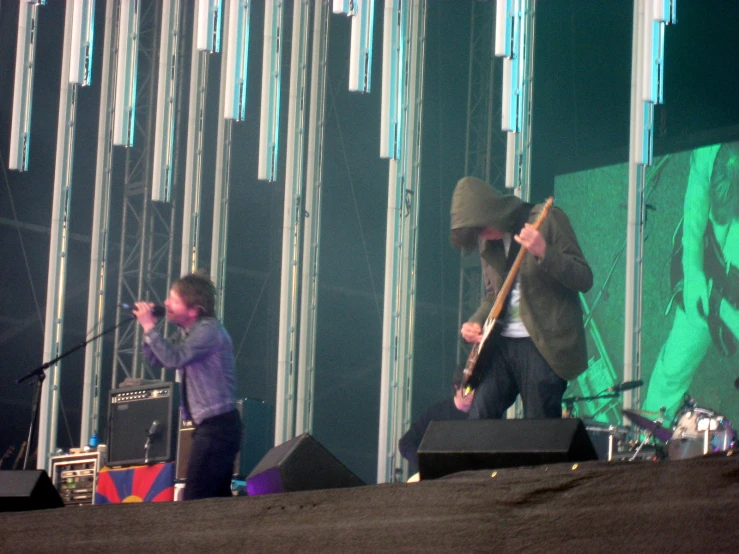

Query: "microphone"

xmin=147 ymin=420 xmax=160 ymax=438
xmin=606 ymin=379 xmax=643 ymax=393
xmin=120 ymin=303 xmax=166 ymax=317
xmin=144 ymin=420 xmax=160 ymax=464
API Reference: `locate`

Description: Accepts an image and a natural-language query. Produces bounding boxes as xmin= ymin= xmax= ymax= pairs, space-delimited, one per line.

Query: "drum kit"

xmin=566 ymin=386 xmax=737 ymax=461
xmin=622 ymin=401 xmax=737 ymax=461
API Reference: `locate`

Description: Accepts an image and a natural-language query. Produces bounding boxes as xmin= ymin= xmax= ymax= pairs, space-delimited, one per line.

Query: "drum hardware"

xmin=622 ymin=408 xmax=673 ymax=443
xmin=623 ymin=408 xmax=668 ymax=461
xmin=583 ymin=421 xmax=630 ymax=461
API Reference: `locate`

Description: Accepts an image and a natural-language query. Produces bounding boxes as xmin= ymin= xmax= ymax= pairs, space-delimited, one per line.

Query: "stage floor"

xmin=1 ymin=453 xmax=738 ymax=553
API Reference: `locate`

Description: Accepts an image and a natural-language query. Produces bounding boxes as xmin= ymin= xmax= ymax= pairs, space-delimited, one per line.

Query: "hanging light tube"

xmin=653 ymin=0 xmax=677 ymax=24
xmin=9 ymin=1 xmax=41 ymax=171
xmin=152 ymin=0 xmax=180 ymax=201
xmin=223 ymin=0 xmax=252 ymax=120
xmin=69 ymin=0 xmax=96 ymax=86
xmin=197 ymin=0 xmax=223 ymax=52
xmin=258 ymin=0 xmax=283 ymax=181
xmin=333 ymin=0 xmax=354 ymax=15
xmin=494 ymin=0 xmax=513 ymax=58
xmin=380 ymin=0 xmax=404 ymax=159
xmin=349 ymin=0 xmax=375 ymax=92
xmin=113 ymin=0 xmax=140 ymax=147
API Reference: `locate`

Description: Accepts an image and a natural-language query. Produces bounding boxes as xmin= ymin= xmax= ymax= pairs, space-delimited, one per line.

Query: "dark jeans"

xmin=184 ymin=409 xmax=242 ymax=501
xmin=468 ymin=336 xmax=568 ymax=419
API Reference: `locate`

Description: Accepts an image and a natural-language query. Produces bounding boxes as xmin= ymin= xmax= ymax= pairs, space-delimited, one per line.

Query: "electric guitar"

xmin=669 ymin=218 xmax=738 ymax=356
xmin=461 ymin=197 xmax=554 ymax=393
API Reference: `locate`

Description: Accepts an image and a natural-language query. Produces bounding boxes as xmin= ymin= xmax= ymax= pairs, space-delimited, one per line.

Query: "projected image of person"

xmin=450 ymin=177 xmax=593 ymax=419
xmin=133 ymin=272 xmax=242 ymax=500
xmin=643 ymin=142 xmax=739 ymax=420
xmin=398 ymin=365 xmax=474 ymax=476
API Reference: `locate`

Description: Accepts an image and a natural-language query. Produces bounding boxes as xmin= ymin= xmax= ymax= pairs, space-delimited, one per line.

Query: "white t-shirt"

xmin=500 ymin=234 xmax=529 ymax=338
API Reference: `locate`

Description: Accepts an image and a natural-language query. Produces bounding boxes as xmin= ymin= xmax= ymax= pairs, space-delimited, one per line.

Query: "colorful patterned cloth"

xmin=95 ymin=462 xmax=174 ymax=504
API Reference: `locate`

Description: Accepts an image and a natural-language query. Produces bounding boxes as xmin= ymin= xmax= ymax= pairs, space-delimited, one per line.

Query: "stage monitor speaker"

xmin=418 ymin=418 xmax=598 ymax=480
xmin=0 ymin=470 xmax=64 ymax=512
xmin=107 ymin=382 xmax=174 ymax=467
xmin=246 ymin=433 xmax=364 ymax=496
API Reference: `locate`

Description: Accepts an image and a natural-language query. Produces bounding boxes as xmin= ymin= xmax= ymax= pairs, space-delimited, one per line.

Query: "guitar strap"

xmin=497 ymin=204 xmax=532 ymax=316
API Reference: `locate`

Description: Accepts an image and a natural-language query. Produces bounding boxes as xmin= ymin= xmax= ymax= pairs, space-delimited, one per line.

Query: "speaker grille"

xmin=107 ymin=382 xmax=174 ymax=467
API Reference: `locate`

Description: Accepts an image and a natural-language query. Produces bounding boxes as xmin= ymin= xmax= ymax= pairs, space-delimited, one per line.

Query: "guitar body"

xmin=461 ymin=317 xmax=501 ymax=392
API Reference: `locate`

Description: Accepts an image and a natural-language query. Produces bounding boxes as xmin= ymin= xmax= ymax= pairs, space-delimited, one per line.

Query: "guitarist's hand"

xmin=515 ymin=223 xmax=547 ymax=259
xmin=461 ymin=322 xmax=483 ymax=343
xmin=684 ymin=267 xmax=710 ymax=322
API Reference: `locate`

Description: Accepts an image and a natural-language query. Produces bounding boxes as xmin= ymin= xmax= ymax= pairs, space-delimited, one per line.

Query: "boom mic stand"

xmin=15 ymin=316 xmax=135 ymax=470
xmin=561 ymin=390 xmax=622 ymax=419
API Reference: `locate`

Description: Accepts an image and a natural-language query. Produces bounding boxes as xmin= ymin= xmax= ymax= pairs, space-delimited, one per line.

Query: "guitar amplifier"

xmin=175 ymin=398 xmax=273 ymax=481
xmin=107 ymin=382 xmax=174 ymax=467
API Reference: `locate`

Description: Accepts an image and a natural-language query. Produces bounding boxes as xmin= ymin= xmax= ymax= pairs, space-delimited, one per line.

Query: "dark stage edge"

xmin=1 ymin=454 xmax=738 ymax=553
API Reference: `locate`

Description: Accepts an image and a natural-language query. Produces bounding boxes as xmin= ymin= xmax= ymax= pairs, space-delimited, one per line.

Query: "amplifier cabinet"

xmin=50 ymin=452 xmax=102 ymax=506
xmin=175 ymin=398 xmax=274 ymax=481
xmin=107 ymin=382 xmax=174 ymax=467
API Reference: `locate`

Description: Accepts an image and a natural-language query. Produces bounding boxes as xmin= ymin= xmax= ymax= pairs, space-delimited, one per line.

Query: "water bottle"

xmin=89 ymin=432 xmax=99 ymax=449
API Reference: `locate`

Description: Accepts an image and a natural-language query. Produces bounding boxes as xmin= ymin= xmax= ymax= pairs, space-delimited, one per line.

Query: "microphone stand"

xmin=144 ymin=433 xmax=154 ymax=465
xmin=15 ymin=316 xmax=135 ymax=470
xmin=561 ymin=390 xmax=622 ymax=419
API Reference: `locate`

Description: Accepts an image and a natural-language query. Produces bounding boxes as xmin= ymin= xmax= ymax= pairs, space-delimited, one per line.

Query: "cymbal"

xmin=623 ymin=409 xmax=673 ymax=442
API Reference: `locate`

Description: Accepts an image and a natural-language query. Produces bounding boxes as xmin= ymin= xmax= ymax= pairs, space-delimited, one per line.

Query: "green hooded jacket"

xmin=450 ymin=176 xmax=593 ymax=381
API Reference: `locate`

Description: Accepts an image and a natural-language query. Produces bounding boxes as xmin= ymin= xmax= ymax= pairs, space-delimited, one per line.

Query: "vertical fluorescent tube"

xmin=349 ymin=0 xmax=375 ymax=92
xmin=501 ymin=57 xmax=518 ymax=132
xmin=641 ymin=14 xmax=657 ymax=103
xmin=9 ymin=2 xmax=40 ymax=171
xmin=152 ymin=0 xmax=180 ymax=201
xmin=113 ymin=0 xmax=140 ymax=146
xmin=498 ymin=0 xmax=521 ymax=132
xmin=380 ymin=0 xmax=403 ymax=159
xmin=196 ymin=0 xmax=223 ymax=52
xmin=69 ymin=0 xmax=96 ymax=86
xmin=653 ymin=0 xmax=676 ymax=23
xmin=332 ymin=0 xmax=353 ymax=15
xmin=494 ymin=0 xmax=513 ymax=57
xmin=258 ymin=1 xmax=283 ymax=181
xmin=653 ymin=21 xmax=665 ymax=104
xmin=223 ymin=0 xmax=252 ymax=120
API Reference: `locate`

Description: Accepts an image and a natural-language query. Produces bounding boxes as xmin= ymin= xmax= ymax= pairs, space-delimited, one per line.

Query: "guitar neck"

xmin=485 ymin=197 xmax=553 ymax=324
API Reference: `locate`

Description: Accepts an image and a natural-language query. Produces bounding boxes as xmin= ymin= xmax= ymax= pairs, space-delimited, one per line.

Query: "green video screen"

xmin=555 ymin=141 xmax=739 ymax=429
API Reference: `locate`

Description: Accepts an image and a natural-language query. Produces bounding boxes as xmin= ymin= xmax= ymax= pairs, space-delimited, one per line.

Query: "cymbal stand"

xmin=629 ymin=408 xmax=665 ymax=462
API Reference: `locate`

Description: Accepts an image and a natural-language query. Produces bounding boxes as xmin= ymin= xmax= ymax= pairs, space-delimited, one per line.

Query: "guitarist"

xmin=450 ymin=177 xmax=593 ymax=419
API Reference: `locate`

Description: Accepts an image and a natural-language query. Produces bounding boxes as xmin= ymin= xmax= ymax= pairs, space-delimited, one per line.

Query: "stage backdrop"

xmin=555 ymin=141 xmax=739 ymax=428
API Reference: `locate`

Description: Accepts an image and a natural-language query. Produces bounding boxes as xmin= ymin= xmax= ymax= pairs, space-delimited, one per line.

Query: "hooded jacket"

xmin=450 ymin=176 xmax=593 ymax=380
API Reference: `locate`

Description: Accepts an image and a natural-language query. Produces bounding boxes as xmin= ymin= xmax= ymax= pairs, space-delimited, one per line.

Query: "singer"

xmin=132 ymin=272 xmax=242 ymax=500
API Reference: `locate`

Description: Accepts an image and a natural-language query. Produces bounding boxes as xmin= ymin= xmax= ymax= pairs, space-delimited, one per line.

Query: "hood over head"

xmin=450 ymin=176 xmax=530 ymax=251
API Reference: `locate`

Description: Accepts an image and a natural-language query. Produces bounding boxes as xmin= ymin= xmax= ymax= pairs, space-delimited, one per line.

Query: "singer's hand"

xmin=461 ymin=322 xmax=483 ymax=344
xmin=133 ymin=301 xmax=157 ymax=333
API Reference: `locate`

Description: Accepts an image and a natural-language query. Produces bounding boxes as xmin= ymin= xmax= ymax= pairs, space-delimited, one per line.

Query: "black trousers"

xmin=184 ymin=409 xmax=242 ymax=500
xmin=468 ymin=336 xmax=568 ymax=419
